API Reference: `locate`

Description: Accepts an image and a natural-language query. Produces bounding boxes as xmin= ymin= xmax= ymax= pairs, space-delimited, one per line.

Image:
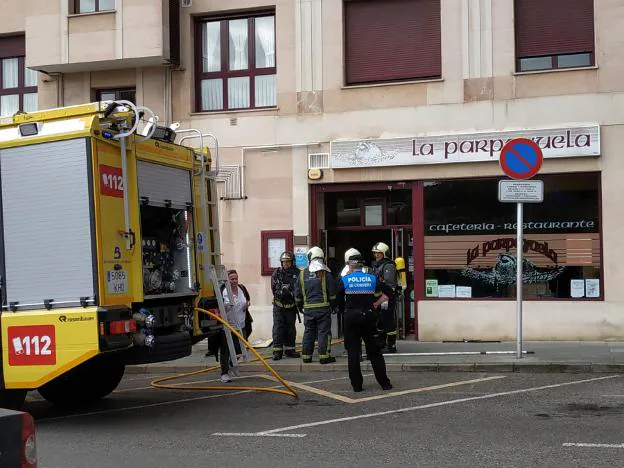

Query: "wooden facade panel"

xmin=424 ymin=233 xmax=601 ymax=269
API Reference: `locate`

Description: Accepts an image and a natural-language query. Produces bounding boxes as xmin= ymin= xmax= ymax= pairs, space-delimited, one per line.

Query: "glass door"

xmin=391 ymin=228 xmax=413 ymax=338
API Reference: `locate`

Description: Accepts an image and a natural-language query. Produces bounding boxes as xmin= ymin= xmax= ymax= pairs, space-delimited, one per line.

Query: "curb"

xmin=126 ymin=362 xmax=624 ymax=375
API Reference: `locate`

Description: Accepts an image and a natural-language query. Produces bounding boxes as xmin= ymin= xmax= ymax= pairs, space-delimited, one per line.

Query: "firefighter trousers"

xmin=344 ymin=309 xmax=390 ymax=390
xmin=377 ymin=298 xmax=398 ymax=350
xmin=272 ymin=305 xmax=297 ymax=353
xmin=301 ymin=307 xmax=332 ymax=360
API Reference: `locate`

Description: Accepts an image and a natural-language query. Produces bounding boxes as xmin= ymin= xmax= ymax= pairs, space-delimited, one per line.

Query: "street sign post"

xmin=499 ymin=138 xmax=544 ymax=359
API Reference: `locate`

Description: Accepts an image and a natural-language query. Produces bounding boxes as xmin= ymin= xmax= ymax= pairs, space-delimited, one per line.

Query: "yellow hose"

xmin=150 ymin=307 xmax=305 ymax=398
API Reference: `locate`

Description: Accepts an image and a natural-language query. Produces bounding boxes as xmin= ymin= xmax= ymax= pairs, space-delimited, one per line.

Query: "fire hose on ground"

xmin=150 ymin=307 xmax=345 ymax=399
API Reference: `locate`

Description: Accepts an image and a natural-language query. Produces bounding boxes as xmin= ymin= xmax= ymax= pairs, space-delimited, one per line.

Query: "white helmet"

xmin=344 ymin=248 xmax=361 ymax=263
xmin=372 ymin=242 xmax=390 ymax=257
xmin=307 ymin=246 xmax=325 ymax=261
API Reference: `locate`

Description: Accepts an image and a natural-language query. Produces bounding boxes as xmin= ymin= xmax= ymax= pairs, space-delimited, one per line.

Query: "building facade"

xmin=1 ymin=0 xmax=622 ymax=341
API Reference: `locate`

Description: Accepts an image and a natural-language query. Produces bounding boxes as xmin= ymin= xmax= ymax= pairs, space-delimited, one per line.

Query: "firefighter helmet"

xmin=372 ymin=242 xmax=390 ymax=257
xmin=344 ymin=247 xmax=361 ymax=263
xmin=307 ymin=246 xmax=324 ymax=261
xmin=280 ymin=251 xmax=294 ymax=262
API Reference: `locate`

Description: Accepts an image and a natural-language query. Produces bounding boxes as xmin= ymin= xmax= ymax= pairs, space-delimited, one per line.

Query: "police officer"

xmin=340 ymin=248 xmax=372 ymax=360
xmin=270 ymin=251 xmax=301 ymax=360
xmin=338 ymin=249 xmax=392 ymax=392
xmin=371 ymin=242 xmax=399 ymax=353
xmin=294 ymin=246 xmax=337 ymax=364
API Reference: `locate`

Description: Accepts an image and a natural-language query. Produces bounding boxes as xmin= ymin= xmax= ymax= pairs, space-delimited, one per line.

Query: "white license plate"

xmin=107 ymin=270 xmax=128 ymax=294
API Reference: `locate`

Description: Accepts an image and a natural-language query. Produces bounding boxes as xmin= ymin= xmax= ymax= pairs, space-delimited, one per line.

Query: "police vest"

xmin=341 ymin=271 xmax=377 ymax=295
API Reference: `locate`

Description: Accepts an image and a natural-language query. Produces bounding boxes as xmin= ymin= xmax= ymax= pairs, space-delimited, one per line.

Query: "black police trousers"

xmin=343 ymin=309 xmax=390 ymax=390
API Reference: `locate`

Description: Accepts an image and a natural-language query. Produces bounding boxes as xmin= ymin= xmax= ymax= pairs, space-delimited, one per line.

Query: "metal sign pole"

xmin=499 ymin=138 xmax=544 ymax=360
xmin=516 ymin=202 xmax=523 ymax=359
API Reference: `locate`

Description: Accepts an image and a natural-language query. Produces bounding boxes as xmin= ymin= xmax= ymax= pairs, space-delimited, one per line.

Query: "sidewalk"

xmin=127 ymin=340 xmax=624 ymax=374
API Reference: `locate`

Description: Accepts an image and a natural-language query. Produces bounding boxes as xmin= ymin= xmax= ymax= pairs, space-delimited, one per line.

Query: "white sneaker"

xmin=220 ymin=373 xmax=232 ymax=383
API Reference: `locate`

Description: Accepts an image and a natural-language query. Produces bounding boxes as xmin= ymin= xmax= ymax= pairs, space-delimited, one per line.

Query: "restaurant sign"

xmin=330 ymin=125 xmax=600 ymax=169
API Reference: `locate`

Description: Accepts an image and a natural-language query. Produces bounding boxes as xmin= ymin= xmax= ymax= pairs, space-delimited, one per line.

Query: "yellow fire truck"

xmin=0 ymin=101 xmax=225 ymax=408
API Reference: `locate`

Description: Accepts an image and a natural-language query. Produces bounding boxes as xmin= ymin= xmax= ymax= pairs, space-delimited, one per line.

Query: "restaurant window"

xmin=195 ymin=11 xmax=276 ymax=112
xmin=343 ymin=0 xmax=441 ymax=85
xmin=423 ymin=173 xmax=602 ymax=300
xmin=0 ymin=36 xmax=37 ymax=117
xmin=514 ymin=0 xmax=595 ymax=72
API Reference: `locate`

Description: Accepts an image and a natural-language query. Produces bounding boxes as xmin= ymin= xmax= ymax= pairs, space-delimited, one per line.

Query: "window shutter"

xmin=169 ymin=0 xmax=181 ymax=66
xmin=0 ymin=35 xmax=25 ymax=60
xmin=344 ymin=0 xmax=441 ymax=85
xmin=514 ymin=0 xmax=595 ymax=58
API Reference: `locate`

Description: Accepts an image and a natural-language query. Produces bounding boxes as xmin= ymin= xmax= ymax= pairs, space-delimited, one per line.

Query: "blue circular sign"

xmin=499 ymin=138 xmax=543 ymax=179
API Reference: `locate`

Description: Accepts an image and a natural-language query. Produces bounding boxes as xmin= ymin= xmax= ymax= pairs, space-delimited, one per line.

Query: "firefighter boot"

xmin=320 ymin=356 xmax=336 ymax=364
xmin=387 ymin=334 xmax=397 ymax=354
xmin=272 ymin=350 xmax=283 ymax=361
xmin=284 ymin=350 xmax=301 ymax=358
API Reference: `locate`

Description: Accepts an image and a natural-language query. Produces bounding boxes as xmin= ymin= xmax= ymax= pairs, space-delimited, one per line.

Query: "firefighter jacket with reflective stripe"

xmin=271 ymin=266 xmax=298 ymax=308
xmin=295 ymin=267 xmax=337 ymax=310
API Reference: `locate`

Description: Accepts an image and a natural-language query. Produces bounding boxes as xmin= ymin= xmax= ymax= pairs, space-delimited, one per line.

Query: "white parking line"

xmin=36 ymin=374 xmax=360 ymax=422
xmin=213 ymin=374 xmax=621 ymax=438
xmin=212 ymin=432 xmax=307 ymax=438
xmin=563 ymin=442 xmax=624 ymax=449
xmin=278 ymin=375 xmax=506 ymax=404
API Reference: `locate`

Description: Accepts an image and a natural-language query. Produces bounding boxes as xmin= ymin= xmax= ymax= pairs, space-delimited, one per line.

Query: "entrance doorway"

xmin=322 ymin=229 xmax=390 ymax=274
xmin=322 ymin=227 xmax=414 ymax=338
xmin=313 ymin=183 xmax=416 ymax=339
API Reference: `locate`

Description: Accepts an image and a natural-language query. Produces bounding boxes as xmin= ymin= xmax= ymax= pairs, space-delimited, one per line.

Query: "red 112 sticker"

xmin=100 ymin=164 xmax=124 ymax=198
xmin=7 ymin=325 xmax=56 ymax=366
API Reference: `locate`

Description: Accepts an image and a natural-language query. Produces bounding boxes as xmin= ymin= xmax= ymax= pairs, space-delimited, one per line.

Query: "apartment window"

xmin=343 ymin=0 xmax=441 ymax=86
xmin=96 ymin=88 xmax=136 ymax=103
xmin=515 ymin=0 xmax=595 ymax=72
xmin=75 ymin=0 xmax=116 ymax=13
xmin=195 ymin=12 xmax=276 ymax=112
xmin=423 ymin=173 xmax=602 ymax=300
xmin=0 ymin=36 xmax=37 ymax=118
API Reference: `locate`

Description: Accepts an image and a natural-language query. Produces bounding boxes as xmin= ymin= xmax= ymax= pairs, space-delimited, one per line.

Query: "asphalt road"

xmin=26 ymin=369 xmax=624 ymax=467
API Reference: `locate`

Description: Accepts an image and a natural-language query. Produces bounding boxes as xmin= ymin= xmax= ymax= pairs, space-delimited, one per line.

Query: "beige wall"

xmin=0 ymin=0 xmax=27 ymax=35
xmin=20 ymin=0 xmax=624 ymax=341
xmin=24 ymin=0 xmax=171 ymax=72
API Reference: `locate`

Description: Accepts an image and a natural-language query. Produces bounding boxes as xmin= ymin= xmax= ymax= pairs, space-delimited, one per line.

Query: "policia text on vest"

xmin=338 ymin=263 xmax=393 ymax=392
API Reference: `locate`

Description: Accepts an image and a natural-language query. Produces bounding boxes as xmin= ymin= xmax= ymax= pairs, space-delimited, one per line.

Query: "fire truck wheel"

xmin=0 ymin=388 xmax=27 ymax=410
xmin=38 ymin=358 xmax=125 ymax=407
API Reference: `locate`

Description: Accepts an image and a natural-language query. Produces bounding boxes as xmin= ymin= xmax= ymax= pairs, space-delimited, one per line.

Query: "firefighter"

xmin=338 ymin=249 xmax=393 ymax=392
xmin=294 ymin=246 xmax=337 ymax=364
xmin=371 ymin=242 xmax=399 ymax=353
xmin=270 ymin=251 xmax=301 ymax=360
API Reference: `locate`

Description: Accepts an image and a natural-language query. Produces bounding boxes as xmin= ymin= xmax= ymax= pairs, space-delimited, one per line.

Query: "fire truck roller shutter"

xmin=0 ymin=138 xmax=96 ymax=308
xmin=136 ymin=161 xmax=192 ymax=207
